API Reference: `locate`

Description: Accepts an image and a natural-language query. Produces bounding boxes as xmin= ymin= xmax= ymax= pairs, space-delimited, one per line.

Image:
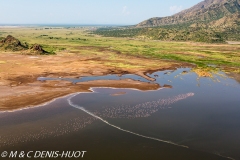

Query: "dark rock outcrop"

xmin=0 ymin=35 xmax=27 ymax=51
xmin=30 ymin=44 xmax=48 ymax=54
xmin=0 ymin=35 xmax=50 ymax=54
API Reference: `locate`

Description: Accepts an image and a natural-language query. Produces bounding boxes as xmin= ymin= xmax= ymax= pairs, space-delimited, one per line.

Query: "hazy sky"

xmin=0 ymin=0 xmax=202 ymax=25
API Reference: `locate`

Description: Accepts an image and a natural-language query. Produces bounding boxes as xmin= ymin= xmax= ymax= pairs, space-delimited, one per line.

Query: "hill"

xmin=0 ymin=35 xmax=27 ymax=51
xmin=93 ymin=0 xmax=240 ymax=42
xmin=0 ymin=35 xmax=49 ymax=54
xmin=136 ymin=0 xmax=240 ymax=27
xmin=28 ymin=44 xmax=48 ymax=54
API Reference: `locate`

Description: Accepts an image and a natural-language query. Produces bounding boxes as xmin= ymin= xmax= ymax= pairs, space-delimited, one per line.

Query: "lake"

xmin=1 ymin=68 xmax=240 ymax=160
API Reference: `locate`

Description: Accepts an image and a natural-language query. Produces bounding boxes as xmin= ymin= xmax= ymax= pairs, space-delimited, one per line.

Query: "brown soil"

xmin=0 ymin=52 xmax=192 ymax=111
xmin=163 ymin=84 xmax=173 ymax=88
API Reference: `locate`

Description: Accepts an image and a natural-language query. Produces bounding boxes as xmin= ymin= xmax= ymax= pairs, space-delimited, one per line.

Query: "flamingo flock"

xmin=0 ymin=92 xmax=194 ymax=148
xmin=96 ymin=93 xmax=194 ymax=119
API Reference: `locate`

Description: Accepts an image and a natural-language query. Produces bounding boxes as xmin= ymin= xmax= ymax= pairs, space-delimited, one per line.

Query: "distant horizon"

xmin=0 ymin=0 xmax=202 ymax=24
xmin=0 ymin=23 xmax=130 ymax=26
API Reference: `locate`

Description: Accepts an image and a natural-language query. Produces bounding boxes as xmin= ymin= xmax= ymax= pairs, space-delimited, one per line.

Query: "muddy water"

xmin=1 ymin=68 xmax=240 ymax=160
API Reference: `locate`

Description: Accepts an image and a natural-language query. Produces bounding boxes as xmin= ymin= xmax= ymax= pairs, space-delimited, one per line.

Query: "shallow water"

xmin=1 ymin=68 xmax=240 ymax=160
xmin=37 ymin=73 xmax=153 ymax=84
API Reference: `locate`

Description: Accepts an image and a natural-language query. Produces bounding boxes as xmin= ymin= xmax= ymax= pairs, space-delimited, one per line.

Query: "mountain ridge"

xmin=137 ymin=0 xmax=240 ymax=27
xmin=94 ymin=0 xmax=240 ymax=42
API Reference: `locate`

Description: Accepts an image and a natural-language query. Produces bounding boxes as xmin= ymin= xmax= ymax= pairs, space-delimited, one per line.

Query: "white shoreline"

xmin=67 ymin=93 xmax=189 ymax=149
xmin=0 ymin=87 xmax=165 ymax=114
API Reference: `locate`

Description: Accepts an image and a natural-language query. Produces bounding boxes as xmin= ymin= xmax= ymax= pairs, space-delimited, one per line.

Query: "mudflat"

xmin=0 ymin=53 xmax=190 ymax=111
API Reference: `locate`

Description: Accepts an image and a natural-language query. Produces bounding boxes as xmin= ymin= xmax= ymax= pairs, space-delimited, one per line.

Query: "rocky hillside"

xmin=28 ymin=44 xmax=48 ymax=54
xmin=0 ymin=35 xmax=27 ymax=51
xmin=137 ymin=0 xmax=240 ymax=27
xmin=0 ymin=35 xmax=49 ymax=54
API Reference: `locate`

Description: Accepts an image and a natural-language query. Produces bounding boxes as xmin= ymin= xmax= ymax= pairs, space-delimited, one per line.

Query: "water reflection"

xmin=1 ymin=68 xmax=240 ymax=160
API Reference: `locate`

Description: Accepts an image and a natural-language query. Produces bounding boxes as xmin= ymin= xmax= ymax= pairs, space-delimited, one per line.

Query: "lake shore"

xmin=0 ymin=53 xmax=192 ymax=111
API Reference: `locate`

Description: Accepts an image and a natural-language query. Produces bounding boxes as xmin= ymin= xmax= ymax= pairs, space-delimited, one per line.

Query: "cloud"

xmin=170 ymin=5 xmax=183 ymax=14
xmin=122 ymin=6 xmax=130 ymax=16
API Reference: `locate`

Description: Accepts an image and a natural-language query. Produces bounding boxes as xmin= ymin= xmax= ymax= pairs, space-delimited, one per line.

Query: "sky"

xmin=0 ymin=0 xmax=202 ymax=25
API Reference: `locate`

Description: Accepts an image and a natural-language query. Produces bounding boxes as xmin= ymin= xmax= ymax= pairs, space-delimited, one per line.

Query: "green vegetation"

xmin=0 ymin=27 xmax=239 ymax=72
xmin=93 ymin=28 xmax=142 ymax=38
xmin=93 ymin=19 xmax=240 ymax=43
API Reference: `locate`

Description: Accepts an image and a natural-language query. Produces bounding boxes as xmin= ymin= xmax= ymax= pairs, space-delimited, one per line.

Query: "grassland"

xmin=0 ymin=27 xmax=239 ymax=72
